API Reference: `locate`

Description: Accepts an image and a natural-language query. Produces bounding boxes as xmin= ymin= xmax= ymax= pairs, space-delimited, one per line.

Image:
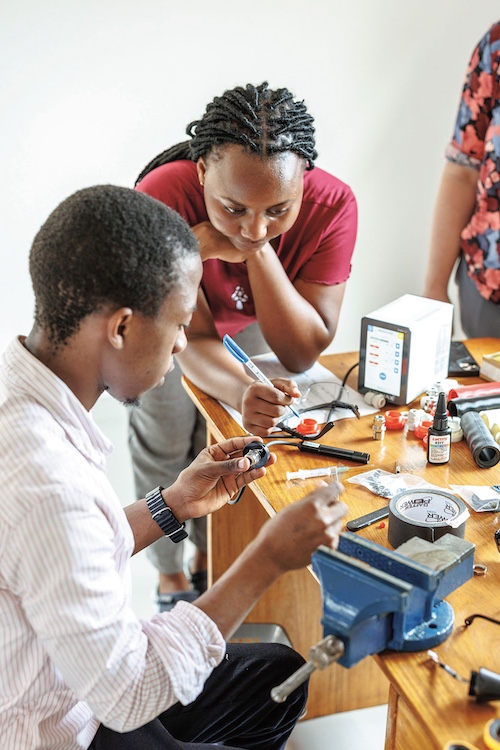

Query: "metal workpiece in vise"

xmin=271 ymin=531 xmax=475 ymax=703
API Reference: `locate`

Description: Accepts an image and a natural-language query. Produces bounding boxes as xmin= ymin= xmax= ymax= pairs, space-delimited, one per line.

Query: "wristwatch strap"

xmin=145 ymin=485 xmax=188 ymax=543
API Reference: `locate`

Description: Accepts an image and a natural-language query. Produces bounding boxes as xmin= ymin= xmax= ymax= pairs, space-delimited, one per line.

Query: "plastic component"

xmin=242 ymin=441 xmax=270 ymax=469
xmin=296 ymin=418 xmax=319 ymax=435
xmin=385 ymin=410 xmax=405 ymax=430
xmin=448 ymin=381 xmax=500 ymax=400
xmin=461 ymin=411 xmax=500 ymax=468
xmin=414 ymin=420 xmax=433 ymax=440
xmin=449 ymin=416 xmax=463 ymax=442
xmin=448 ymin=394 xmax=500 ymax=418
xmin=364 ymin=390 xmax=387 ymax=409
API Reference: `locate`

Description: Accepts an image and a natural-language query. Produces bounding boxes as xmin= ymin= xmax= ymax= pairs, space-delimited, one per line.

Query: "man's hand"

xmin=162 ymin=436 xmax=276 ymax=521
xmin=193 ymin=482 xmax=347 ymax=637
xmin=255 ymin=483 xmax=347 ymax=576
xmin=241 ymin=378 xmax=301 ymax=436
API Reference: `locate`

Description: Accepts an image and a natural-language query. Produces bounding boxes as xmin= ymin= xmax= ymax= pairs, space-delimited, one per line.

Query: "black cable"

xmin=341 ymin=361 xmax=359 ymax=388
xmin=464 ymin=614 xmax=500 ymax=627
xmin=228 ymin=486 xmax=246 ymax=506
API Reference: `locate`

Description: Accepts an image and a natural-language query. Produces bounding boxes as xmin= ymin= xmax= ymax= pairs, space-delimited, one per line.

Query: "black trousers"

xmin=89 ymin=642 xmax=307 ymax=750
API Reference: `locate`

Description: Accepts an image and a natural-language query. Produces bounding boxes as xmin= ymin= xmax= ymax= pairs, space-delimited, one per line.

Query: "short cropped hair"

xmin=29 ymin=185 xmax=199 ymax=347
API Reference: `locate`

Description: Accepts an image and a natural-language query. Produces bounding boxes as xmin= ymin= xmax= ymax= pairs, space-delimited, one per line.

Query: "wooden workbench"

xmin=183 ymin=338 xmax=500 ymax=748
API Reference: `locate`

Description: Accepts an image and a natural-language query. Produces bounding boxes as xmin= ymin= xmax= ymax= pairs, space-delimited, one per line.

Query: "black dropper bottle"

xmin=427 ymin=391 xmax=451 ymax=464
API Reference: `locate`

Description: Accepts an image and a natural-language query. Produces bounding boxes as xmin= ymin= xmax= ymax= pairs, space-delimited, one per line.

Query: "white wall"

xmin=2 ymin=0 xmax=499 ymax=354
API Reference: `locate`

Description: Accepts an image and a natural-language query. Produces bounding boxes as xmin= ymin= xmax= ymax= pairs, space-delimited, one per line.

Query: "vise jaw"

xmin=312 ymin=531 xmax=475 ymax=668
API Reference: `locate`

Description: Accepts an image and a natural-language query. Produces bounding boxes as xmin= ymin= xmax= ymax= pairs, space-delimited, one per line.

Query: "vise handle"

xmin=271 ymin=634 xmax=344 ymax=703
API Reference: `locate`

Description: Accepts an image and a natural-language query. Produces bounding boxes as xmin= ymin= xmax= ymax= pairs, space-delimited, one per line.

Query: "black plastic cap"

xmin=469 ymin=667 xmax=500 ymax=702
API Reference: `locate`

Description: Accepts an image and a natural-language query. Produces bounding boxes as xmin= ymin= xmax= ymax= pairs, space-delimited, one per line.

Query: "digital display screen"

xmin=363 ymin=324 xmax=404 ymax=398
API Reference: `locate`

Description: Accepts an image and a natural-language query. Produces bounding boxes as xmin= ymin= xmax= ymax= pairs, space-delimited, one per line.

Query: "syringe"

xmin=286 ymin=466 xmax=351 ymax=481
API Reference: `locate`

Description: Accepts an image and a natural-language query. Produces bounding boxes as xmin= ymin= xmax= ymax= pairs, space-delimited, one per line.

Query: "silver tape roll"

xmin=388 ymin=489 xmax=469 ymax=548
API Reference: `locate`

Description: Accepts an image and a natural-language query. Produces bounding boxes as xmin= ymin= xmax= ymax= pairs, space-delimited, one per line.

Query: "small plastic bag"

xmin=347 ymin=469 xmax=439 ymax=499
xmin=449 ymin=484 xmax=500 ymax=512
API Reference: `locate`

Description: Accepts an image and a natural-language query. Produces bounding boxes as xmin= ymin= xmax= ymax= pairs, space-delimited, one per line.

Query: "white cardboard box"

xmin=480 ymin=351 xmax=500 ymax=382
xmin=358 ymin=294 xmax=453 ymax=405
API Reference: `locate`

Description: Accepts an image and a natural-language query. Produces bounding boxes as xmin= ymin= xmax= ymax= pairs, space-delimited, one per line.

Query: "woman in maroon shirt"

xmin=129 ymin=82 xmax=358 ymax=611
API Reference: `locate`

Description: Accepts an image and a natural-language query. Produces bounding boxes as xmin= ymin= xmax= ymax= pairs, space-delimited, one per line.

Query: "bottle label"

xmin=428 ymin=434 xmax=451 ymax=463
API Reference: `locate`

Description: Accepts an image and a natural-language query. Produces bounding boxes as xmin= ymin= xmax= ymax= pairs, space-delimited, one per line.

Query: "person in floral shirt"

xmin=424 ymin=21 xmax=500 ymax=336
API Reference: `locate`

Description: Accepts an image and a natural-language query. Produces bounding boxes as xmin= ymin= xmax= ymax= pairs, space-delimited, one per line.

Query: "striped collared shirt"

xmin=0 ymin=337 xmax=224 ymax=750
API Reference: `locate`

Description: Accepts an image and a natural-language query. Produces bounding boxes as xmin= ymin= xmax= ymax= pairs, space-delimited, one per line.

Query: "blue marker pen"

xmin=222 ymin=334 xmax=300 ymax=419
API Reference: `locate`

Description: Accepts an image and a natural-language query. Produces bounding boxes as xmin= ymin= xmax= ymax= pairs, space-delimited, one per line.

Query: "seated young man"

xmin=0 ymin=184 xmax=347 ymax=750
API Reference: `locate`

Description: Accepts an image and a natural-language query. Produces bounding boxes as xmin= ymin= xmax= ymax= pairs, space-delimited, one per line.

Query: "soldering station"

xmin=222 ymin=299 xmax=500 ymax=749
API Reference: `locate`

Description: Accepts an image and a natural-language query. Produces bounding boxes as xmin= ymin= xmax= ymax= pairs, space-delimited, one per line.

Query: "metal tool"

xmin=296 ymin=441 xmax=370 ymax=464
xmin=265 ymin=425 xmax=369 ymax=461
xmin=271 ymin=531 xmax=475 ymax=702
xmin=265 ymin=420 xmax=336 ymax=442
xmin=263 ymin=421 xmax=370 ymax=464
xmin=346 ymin=505 xmax=390 ymax=531
xmin=427 ymin=650 xmax=468 ymax=683
xmin=435 ymin=655 xmax=500 ymax=703
xmin=271 ymin=635 xmax=345 ymax=703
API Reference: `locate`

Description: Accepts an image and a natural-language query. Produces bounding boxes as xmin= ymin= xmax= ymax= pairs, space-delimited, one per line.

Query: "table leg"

xmin=385 ymin=685 xmax=398 ymax=750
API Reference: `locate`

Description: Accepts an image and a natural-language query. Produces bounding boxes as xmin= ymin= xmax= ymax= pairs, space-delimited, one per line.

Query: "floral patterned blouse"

xmin=447 ymin=21 xmax=500 ymax=302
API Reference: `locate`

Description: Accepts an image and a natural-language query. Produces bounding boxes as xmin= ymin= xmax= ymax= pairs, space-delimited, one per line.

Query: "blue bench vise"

xmin=271 ymin=531 xmax=474 ymax=703
xmin=314 ymin=531 xmax=474 ymax=665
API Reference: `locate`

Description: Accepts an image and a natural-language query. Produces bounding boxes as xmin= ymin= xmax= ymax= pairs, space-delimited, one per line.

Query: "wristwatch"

xmin=145 ymin=486 xmax=188 ymax=543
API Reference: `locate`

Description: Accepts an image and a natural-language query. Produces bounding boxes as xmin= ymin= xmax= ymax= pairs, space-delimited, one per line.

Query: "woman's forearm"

xmin=424 ymin=161 xmax=478 ymax=300
xmin=245 ymin=245 xmax=340 ymax=371
xmin=177 ymin=338 xmax=254 ymax=411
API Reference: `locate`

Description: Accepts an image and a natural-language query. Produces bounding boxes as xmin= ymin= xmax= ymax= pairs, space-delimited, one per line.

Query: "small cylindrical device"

xmin=287 ymin=467 xmax=337 ymax=481
xmin=364 ymin=390 xmax=386 ymax=409
xmin=449 ymin=416 xmax=463 ymax=443
xmin=372 ymin=414 xmax=386 ymax=440
xmin=421 ymin=386 xmax=439 ymax=413
xmin=406 ymin=408 xmax=421 ymax=432
xmin=242 ymin=441 xmax=270 ymax=469
xmin=427 ymin=391 xmax=451 ymax=465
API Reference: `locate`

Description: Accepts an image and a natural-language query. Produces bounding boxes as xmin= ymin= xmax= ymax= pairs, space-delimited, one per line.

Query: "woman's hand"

xmin=241 ymin=378 xmax=301 ymax=436
xmin=193 ymin=221 xmax=266 ymax=263
xmin=162 ymin=436 xmax=276 ymax=520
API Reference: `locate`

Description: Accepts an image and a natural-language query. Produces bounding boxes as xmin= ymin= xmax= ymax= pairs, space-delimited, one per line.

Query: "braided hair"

xmin=136 ymin=82 xmax=317 ymax=185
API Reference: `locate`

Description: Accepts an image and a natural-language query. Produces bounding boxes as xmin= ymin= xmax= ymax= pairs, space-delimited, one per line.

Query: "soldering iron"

xmin=297 ymin=441 xmax=370 ymax=464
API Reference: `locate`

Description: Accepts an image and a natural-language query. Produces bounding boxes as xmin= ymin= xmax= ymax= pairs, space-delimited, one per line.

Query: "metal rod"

xmin=271 ymin=635 xmax=345 ymax=703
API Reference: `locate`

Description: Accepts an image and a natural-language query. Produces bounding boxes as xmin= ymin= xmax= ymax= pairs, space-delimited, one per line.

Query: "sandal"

xmin=190 ymin=569 xmax=208 ymax=596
